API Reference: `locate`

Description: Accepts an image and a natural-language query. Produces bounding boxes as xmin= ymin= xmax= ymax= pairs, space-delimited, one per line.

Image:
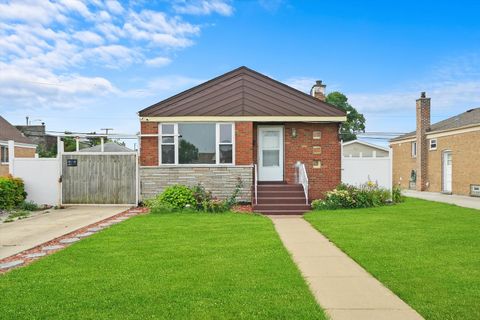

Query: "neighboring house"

xmin=342 ymin=140 xmax=389 ymax=158
xmin=79 ymin=142 xmax=134 ymax=153
xmin=16 ymin=123 xmax=57 ymax=152
xmin=0 ymin=116 xmax=37 ymax=176
xmin=390 ymin=92 xmax=480 ymax=196
xmin=138 ymin=66 xmax=346 ymax=214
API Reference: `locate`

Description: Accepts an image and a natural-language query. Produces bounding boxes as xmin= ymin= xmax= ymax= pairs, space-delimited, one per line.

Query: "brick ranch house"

xmin=390 ymin=92 xmax=480 ymax=197
xmin=138 ymin=67 xmax=346 ymax=214
xmin=0 ymin=116 xmax=37 ymax=176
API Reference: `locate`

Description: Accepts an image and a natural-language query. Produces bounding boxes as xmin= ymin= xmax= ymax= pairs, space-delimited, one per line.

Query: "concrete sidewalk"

xmin=404 ymin=190 xmax=480 ymax=210
xmin=0 ymin=206 xmax=130 ymax=259
xmin=270 ymin=216 xmax=423 ymax=320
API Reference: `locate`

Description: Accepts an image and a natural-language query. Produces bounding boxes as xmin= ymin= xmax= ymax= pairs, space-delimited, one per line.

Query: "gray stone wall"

xmin=140 ymin=166 xmax=253 ymax=202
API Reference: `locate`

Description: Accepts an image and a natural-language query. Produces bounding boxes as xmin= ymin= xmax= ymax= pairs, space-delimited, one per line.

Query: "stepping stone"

xmin=0 ymin=260 xmax=24 ymax=269
xmin=24 ymin=252 xmax=46 ymax=259
xmin=77 ymin=232 xmax=93 ymax=238
xmin=42 ymin=245 xmax=64 ymax=251
xmin=98 ymin=223 xmax=112 ymax=227
xmin=59 ymin=237 xmax=80 ymax=244
xmin=87 ymin=227 xmax=102 ymax=232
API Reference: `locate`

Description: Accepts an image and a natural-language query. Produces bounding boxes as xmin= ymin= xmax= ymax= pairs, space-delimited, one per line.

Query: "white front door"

xmin=443 ymin=151 xmax=452 ymax=193
xmin=258 ymin=126 xmax=284 ymax=181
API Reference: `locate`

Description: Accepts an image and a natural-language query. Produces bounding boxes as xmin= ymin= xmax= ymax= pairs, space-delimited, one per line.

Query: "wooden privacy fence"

xmin=62 ymin=153 xmax=138 ymax=205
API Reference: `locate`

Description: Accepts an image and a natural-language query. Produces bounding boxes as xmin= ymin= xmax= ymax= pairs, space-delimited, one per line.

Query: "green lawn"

xmin=0 ymin=213 xmax=325 ymax=320
xmin=305 ymin=198 xmax=480 ymax=320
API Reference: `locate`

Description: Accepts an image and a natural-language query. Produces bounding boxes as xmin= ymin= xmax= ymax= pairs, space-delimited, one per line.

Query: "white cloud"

xmin=0 ymin=0 xmax=229 ymax=110
xmin=173 ymin=0 xmax=234 ymax=16
xmin=145 ymin=56 xmax=172 ymax=67
xmin=73 ymin=30 xmax=104 ymax=45
xmin=104 ymin=0 xmax=124 ymax=15
xmin=285 ymin=77 xmax=316 ymax=93
xmin=0 ymin=61 xmax=116 ymax=110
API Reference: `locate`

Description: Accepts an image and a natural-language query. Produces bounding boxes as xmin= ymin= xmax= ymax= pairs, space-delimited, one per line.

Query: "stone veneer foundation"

xmin=140 ymin=166 xmax=253 ymax=202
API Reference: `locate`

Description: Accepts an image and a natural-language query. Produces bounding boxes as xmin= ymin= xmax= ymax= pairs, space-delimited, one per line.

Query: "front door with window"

xmin=258 ymin=126 xmax=284 ymax=181
xmin=443 ymin=151 xmax=452 ymax=193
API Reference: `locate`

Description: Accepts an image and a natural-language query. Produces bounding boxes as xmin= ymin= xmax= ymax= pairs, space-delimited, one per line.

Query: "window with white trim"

xmin=159 ymin=123 xmax=234 ymax=165
xmin=160 ymin=124 xmax=176 ymax=164
xmin=411 ymin=141 xmax=417 ymax=158
xmin=0 ymin=145 xmax=8 ymax=163
xmin=429 ymin=139 xmax=437 ymax=150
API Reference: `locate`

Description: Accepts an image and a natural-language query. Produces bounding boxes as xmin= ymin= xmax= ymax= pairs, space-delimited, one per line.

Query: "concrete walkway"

xmin=0 ymin=206 xmax=130 ymax=259
xmin=270 ymin=216 xmax=423 ymax=320
xmin=404 ymin=190 xmax=480 ymax=210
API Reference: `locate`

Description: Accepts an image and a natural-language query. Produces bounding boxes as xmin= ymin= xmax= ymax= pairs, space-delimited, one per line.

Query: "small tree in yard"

xmin=326 ymin=92 xmax=366 ymax=142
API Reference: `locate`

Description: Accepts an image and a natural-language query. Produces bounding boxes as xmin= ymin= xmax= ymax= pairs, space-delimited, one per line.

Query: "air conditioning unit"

xmin=471 ymin=185 xmax=480 ymax=197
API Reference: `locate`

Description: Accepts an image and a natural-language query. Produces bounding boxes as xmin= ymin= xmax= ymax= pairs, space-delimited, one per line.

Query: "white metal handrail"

xmin=297 ymin=162 xmax=309 ymax=204
xmin=254 ymin=164 xmax=258 ymax=205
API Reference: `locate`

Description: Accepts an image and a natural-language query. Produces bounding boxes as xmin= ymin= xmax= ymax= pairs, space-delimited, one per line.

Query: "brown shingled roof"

xmin=391 ymin=107 xmax=480 ymax=141
xmin=139 ymin=66 xmax=346 ymax=118
xmin=0 ymin=116 xmax=35 ymax=144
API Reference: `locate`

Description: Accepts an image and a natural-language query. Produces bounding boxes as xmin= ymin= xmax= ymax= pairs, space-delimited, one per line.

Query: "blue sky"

xmin=1 ymin=0 xmax=480 ymax=145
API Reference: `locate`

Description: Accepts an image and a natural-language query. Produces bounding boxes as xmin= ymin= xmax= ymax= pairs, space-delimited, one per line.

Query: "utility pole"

xmin=101 ymin=128 xmax=114 ymax=135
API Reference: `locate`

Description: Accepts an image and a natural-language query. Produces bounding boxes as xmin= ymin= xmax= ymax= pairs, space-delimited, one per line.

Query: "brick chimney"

xmin=416 ymin=91 xmax=430 ymax=191
xmin=311 ymin=80 xmax=326 ymax=101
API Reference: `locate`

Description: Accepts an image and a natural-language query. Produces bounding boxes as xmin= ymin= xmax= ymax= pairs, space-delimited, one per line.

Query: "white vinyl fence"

xmin=10 ymin=158 xmax=61 ymax=206
xmin=341 ymin=154 xmax=392 ymax=190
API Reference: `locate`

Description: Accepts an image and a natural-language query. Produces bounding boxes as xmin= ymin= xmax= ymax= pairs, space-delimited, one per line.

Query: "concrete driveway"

xmin=0 ymin=206 xmax=130 ymax=259
xmin=404 ymin=190 xmax=480 ymax=210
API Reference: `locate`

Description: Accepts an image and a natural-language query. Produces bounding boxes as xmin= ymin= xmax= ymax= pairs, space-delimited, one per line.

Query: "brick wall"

xmin=391 ymin=140 xmax=417 ymax=190
xmin=139 ymin=121 xmax=342 ymax=200
xmin=428 ymin=131 xmax=480 ymax=195
xmin=140 ymin=122 xmax=158 ymax=166
xmin=392 ymin=130 xmax=480 ymax=196
xmin=235 ymin=122 xmax=254 ymax=165
xmin=140 ymin=166 xmax=253 ymax=201
xmin=284 ymin=122 xmax=342 ymax=200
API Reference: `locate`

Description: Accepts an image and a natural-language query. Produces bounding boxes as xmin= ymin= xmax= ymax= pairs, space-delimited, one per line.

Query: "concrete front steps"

xmin=253 ymin=183 xmax=310 ymax=215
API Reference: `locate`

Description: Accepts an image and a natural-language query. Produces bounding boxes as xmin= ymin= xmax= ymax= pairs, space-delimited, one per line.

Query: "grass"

xmin=305 ymin=198 xmax=480 ymax=320
xmin=4 ymin=209 xmax=30 ymax=222
xmin=0 ymin=212 xmax=325 ymax=320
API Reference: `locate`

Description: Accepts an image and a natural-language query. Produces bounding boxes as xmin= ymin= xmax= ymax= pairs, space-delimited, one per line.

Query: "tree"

xmin=326 ymin=91 xmax=366 ymax=142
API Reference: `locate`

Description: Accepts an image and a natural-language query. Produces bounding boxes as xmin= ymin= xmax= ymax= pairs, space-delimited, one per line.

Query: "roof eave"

xmin=139 ymin=116 xmax=347 ymax=123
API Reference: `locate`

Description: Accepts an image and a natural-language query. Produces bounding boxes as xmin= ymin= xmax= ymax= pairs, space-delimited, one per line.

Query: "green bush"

xmin=18 ymin=200 xmax=39 ymax=211
xmin=0 ymin=176 xmax=27 ymax=210
xmin=311 ymin=182 xmax=393 ymax=210
xmin=392 ymin=185 xmax=405 ymax=203
xmin=157 ymin=185 xmax=196 ymax=209
xmin=146 ymin=179 xmax=244 ymax=214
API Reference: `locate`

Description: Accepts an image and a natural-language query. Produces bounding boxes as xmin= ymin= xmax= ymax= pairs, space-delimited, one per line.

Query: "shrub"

xmin=224 ymin=177 xmax=243 ymax=209
xmin=146 ymin=179 xmax=244 ymax=214
xmin=311 ymin=182 xmax=393 ymax=210
xmin=191 ymin=184 xmax=214 ymax=211
xmin=392 ymin=185 xmax=405 ymax=203
xmin=158 ymin=185 xmax=196 ymax=209
xmin=0 ymin=176 xmax=27 ymax=210
xmin=18 ymin=200 xmax=39 ymax=211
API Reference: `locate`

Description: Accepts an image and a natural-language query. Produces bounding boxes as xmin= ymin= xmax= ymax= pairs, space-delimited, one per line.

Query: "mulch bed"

xmin=0 ymin=207 xmax=149 ymax=274
xmin=232 ymin=204 xmax=253 ymax=213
